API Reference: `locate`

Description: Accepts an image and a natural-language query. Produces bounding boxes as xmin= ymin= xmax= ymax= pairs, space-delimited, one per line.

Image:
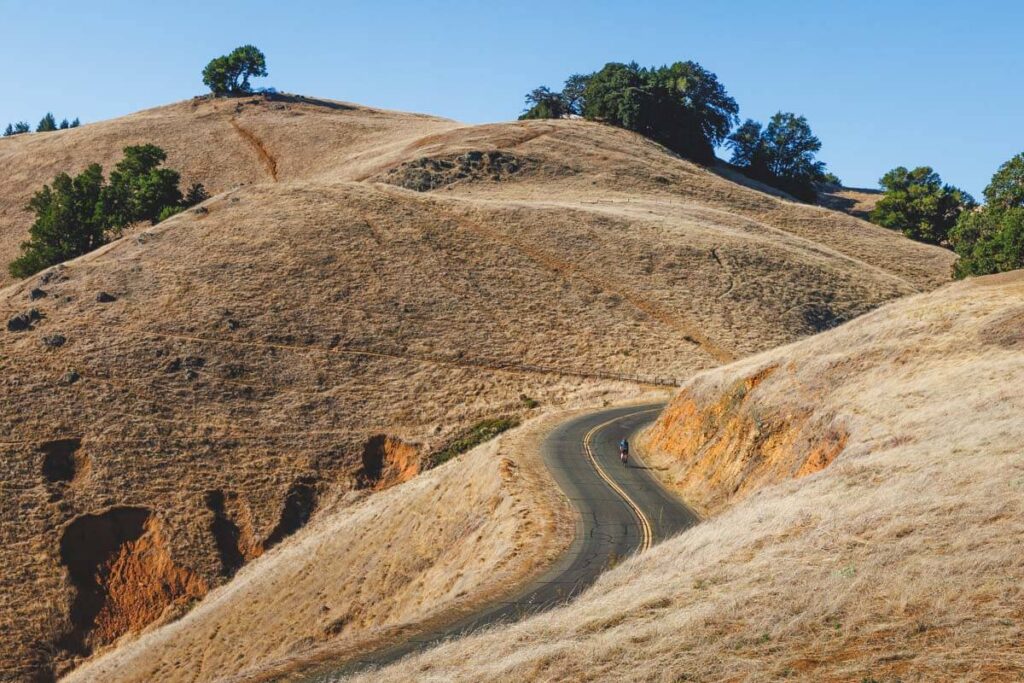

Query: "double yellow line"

xmin=582 ymin=410 xmax=659 ymax=553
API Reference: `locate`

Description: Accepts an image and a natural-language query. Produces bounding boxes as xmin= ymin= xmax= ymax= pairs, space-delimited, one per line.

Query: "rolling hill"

xmin=352 ymin=270 xmax=1024 ymax=682
xmin=0 ymin=93 xmax=955 ymax=681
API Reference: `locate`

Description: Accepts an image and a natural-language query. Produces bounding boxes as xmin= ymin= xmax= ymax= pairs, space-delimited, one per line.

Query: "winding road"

xmin=304 ymin=404 xmax=699 ymax=681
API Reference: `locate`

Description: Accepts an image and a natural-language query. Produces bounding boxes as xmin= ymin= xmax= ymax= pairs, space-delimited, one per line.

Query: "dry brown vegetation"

xmin=358 ymin=271 xmax=1024 ymax=682
xmin=816 ymin=184 xmax=883 ymax=220
xmin=0 ymin=94 xmax=955 ymax=681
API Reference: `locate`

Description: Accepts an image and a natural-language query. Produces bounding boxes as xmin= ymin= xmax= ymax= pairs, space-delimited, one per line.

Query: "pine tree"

xmin=36 ymin=113 xmax=57 ymax=132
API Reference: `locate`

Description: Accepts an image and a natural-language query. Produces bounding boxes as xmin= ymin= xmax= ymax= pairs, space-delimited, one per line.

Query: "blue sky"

xmin=1 ymin=0 xmax=1021 ymax=197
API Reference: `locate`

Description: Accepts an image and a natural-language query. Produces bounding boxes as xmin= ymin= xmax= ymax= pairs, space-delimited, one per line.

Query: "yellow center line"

xmin=582 ymin=408 xmax=660 ymax=553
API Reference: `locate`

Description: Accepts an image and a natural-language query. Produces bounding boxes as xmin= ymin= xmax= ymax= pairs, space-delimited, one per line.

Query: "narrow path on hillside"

xmin=296 ymin=404 xmax=699 ymax=681
xmin=229 ymin=118 xmax=279 ymax=181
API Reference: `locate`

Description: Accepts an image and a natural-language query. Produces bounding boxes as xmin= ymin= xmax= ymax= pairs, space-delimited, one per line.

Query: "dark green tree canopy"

xmin=950 ymin=152 xmax=1024 ymax=277
xmin=519 ymin=86 xmax=567 ymax=120
xmin=727 ymin=112 xmax=830 ymax=202
xmin=9 ymin=145 xmax=200 ymax=279
xmin=982 ymin=153 xmax=1024 ymax=211
xmin=9 ymin=165 xmax=107 ymax=279
xmin=561 ymin=74 xmax=590 ymax=116
xmin=101 ymin=144 xmax=183 ymax=230
xmin=202 ymin=45 xmax=268 ymax=96
xmin=581 ymin=61 xmax=738 ymax=163
xmin=36 ymin=113 xmax=57 ymax=132
xmin=869 ymin=166 xmax=973 ymax=245
xmin=518 ymin=60 xmax=737 ymax=163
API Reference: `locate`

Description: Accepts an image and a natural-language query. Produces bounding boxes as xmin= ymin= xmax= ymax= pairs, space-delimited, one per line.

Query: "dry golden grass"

xmin=0 ymin=95 xmax=956 ymax=681
xmin=354 ymin=271 xmax=1024 ymax=682
xmin=816 ymin=184 xmax=884 ymax=220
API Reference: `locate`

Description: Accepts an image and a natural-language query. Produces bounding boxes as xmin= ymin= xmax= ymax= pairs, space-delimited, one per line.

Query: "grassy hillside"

xmin=0 ymin=94 xmax=955 ymax=681
xmin=357 ymin=271 xmax=1024 ymax=682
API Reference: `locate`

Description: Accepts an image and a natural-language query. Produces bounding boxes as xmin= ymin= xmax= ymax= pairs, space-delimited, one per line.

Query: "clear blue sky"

xmin=2 ymin=0 xmax=1021 ymax=197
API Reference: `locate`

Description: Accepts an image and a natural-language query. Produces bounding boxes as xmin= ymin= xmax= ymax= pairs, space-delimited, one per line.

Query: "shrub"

xmin=183 ymin=183 xmax=209 ymax=206
xmin=202 ymin=45 xmax=268 ymax=96
xmin=429 ymin=417 xmax=520 ymax=467
xmin=869 ymin=166 xmax=973 ymax=245
xmin=520 ymin=394 xmax=540 ymax=409
xmin=157 ymin=205 xmax=184 ymax=222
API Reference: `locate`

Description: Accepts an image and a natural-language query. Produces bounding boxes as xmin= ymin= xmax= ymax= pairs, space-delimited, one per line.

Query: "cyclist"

xmin=619 ymin=438 xmax=629 ymax=464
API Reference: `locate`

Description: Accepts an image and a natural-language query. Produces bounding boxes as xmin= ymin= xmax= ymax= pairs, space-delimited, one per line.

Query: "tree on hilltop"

xmin=519 ymin=86 xmax=567 ymax=120
xmin=36 ymin=113 xmax=57 ymax=132
xmin=561 ymin=74 xmax=590 ymax=116
xmin=202 ymin=45 xmax=268 ymax=96
xmin=581 ymin=61 xmax=738 ymax=163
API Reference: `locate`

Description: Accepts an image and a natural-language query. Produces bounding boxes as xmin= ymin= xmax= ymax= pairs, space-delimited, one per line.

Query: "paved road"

xmin=303 ymin=404 xmax=699 ymax=681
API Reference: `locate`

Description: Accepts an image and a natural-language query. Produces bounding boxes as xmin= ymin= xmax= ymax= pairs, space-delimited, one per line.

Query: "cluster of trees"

xmin=522 ymin=62 xmax=738 ymax=164
xmin=869 ymin=167 xmax=973 ymax=245
xmin=949 ymin=154 xmax=1024 ymax=277
xmin=520 ymin=61 xmax=835 ymax=197
xmin=3 ymin=113 xmax=80 ymax=136
xmin=202 ymin=45 xmax=268 ymax=96
xmin=726 ymin=113 xmax=838 ymax=202
xmin=9 ymin=145 xmax=207 ymax=278
xmin=868 ymin=153 xmax=1024 ymax=277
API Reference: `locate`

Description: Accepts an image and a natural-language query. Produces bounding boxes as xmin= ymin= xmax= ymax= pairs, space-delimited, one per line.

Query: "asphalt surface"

xmin=303 ymin=403 xmax=699 ymax=681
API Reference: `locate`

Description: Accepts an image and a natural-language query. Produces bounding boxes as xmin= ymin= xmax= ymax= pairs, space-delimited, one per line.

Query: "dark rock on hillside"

xmin=7 ymin=309 xmax=41 ymax=332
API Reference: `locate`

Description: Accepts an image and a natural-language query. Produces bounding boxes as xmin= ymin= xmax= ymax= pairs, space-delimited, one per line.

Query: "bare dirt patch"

xmin=59 ymin=508 xmax=206 ymax=656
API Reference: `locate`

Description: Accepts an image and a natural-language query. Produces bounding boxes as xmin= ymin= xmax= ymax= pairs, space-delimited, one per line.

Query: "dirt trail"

xmin=229 ymin=118 xmax=278 ymax=181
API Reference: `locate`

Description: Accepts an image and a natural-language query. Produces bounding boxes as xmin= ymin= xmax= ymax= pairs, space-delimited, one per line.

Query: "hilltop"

xmin=0 ymin=93 xmax=955 ymax=681
xmin=355 ymin=270 xmax=1024 ymax=682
